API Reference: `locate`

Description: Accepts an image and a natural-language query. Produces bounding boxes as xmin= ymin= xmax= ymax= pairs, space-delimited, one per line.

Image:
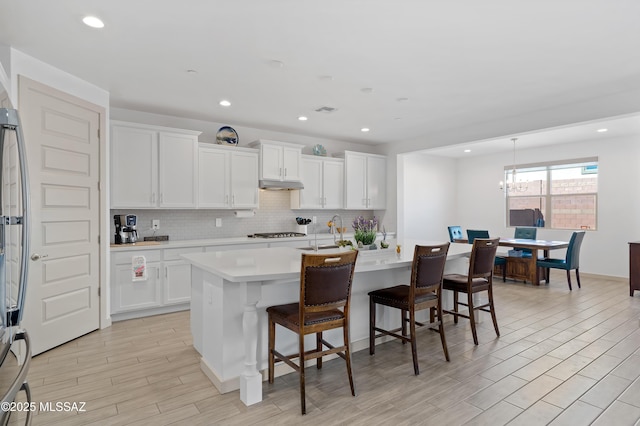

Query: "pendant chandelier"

xmin=500 ymin=138 xmax=528 ymax=193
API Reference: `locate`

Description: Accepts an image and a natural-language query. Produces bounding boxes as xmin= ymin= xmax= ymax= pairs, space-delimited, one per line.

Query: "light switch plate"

xmin=152 ymin=219 xmax=160 ymax=230
xmin=215 ymin=218 xmax=222 ymax=227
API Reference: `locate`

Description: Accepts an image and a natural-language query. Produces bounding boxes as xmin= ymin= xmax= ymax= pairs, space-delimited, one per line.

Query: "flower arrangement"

xmin=352 ymin=216 xmax=378 ymax=246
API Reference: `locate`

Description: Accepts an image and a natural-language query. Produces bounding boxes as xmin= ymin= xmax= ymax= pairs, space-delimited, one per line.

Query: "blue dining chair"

xmin=514 ymin=227 xmax=537 ymax=257
xmin=448 ymin=226 xmax=464 ymax=242
xmin=467 ymin=230 xmax=506 ymax=282
xmin=537 ymin=231 xmax=586 ymax=291
xmin=466 ymin=230 xmax=489 ymax=244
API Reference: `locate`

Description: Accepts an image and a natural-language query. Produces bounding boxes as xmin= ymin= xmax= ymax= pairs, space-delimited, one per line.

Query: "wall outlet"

xmin=152 ymin=219 xmax=160 ymax=230
xmin=215 ymin=218 xmax=222 ymax=227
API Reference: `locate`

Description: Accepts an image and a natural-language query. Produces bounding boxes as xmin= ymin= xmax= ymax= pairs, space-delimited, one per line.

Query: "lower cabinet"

xmin=111 ymin=247 xmax=202 ymax=320
xmin=164 ymin=261 xmax=192 ymax=305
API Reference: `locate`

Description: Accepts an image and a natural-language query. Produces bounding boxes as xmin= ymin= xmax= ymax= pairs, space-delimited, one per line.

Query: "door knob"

xmin=30 ymin=253 xmax=49 ymax=261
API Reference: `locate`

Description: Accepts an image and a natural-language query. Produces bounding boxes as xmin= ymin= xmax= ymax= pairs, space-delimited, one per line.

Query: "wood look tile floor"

xmin=9 ymin=271 xmax=640 ymax=425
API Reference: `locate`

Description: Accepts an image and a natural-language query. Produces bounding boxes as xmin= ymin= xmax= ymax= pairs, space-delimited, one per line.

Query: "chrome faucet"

xmin=331 ymin=214 xmax=344 ymax=244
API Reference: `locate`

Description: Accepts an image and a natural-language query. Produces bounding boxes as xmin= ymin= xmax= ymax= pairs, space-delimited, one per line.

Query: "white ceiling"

xmin=1 ymin=0 xmax=640 ymax=148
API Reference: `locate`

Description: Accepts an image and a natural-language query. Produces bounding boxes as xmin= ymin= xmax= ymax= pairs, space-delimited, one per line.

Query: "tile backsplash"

xmin=111 ymin=190 xmax=386 ymax=242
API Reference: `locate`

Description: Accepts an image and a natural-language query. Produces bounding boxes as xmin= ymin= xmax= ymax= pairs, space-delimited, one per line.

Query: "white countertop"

xmin=181 ymin=240 xmax=470 ymax=282
xmin=109 ymin=232 xmax=392 ymax=251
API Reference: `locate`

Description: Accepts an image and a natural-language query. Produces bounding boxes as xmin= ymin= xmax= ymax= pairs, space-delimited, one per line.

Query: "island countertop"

xmin=181 ymin=241 xmax=471 ymax=282
xmin=183 ymin=240 xmax=472 ymax=406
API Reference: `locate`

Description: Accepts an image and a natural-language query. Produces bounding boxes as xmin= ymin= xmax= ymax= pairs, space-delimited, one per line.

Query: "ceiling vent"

xmin=315 ymin=106 xmax=337 ymax=113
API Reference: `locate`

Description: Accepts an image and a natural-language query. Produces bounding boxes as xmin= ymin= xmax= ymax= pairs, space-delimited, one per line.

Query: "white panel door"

xmin=111 ymin=125 xmax=157 ymax=208
xmin=344 ymin=152 xmax=367 ymax=209
xmin=19 ymin=76 xmax=102 ymax=355
xmin=159 ymin=132 xmax=197 ymax=208
xmin=230 ymin=151 xmax=258 ymax=208
xmin=323 ymin=159 xmax=344 ymax=209
xmin=198 ymin=146 xmax=229 ymax=208
xmin=299 ymin=157 xmax=323 ymax=208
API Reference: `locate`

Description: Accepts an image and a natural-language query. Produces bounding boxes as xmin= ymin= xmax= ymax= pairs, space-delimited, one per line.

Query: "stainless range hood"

xmin=259 ymin=179 xmax=304 ymax=190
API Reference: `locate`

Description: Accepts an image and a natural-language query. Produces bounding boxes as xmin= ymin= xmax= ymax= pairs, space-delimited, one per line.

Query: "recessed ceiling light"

xmin=82 ymin=16 xmax=104 ymax=28
xmin=219 ymin=100 xmax=231 ymax=107
xmin=186 ymin=69 xmax=197 ymax=74
xmin=361 ymin=128 xmax=370 ymax=132
xmin=597 ymin=128 xmax=608 ymax=132
xmin=361 ymin=87 xmax=374 ymax=94
xmin=319 ymin=75 xmax=333 ymax=82
xmin=464 ymin=149 xmax=471 ymax=153
xmin=396 ymin=97 xmax=409 ymax=102
xmin=298 ymin=116 xmax=308 ymax=121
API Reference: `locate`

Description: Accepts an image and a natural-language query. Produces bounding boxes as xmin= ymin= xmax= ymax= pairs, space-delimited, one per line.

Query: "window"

xmin=505 ymin=158 xmax=598 ymax=230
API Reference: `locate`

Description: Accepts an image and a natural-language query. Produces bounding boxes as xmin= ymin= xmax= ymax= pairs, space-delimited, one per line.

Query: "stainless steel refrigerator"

xmin=0 ymin=103 xmax=33 ymax=424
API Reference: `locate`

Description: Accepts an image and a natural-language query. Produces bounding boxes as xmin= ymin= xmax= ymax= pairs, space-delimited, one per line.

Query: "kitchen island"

xmin=182 ymin=242 xmax=471 ymax=406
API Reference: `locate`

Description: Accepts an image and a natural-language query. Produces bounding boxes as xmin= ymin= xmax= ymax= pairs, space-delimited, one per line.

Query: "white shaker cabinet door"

xmin=299 ymin=157 xmax=323 ymax=209
xmin=367 ymin=155 xmax=387 ymax=209
xmin=111 ymin=126 xmax=158 ymax=208
xmin=344 ymin=152 xmax=367 ymax=209
xmin=164 ymin=261 xmax=192 ymax=305
xmin=112 ymin=263 xmax=162 ymax=313
xmin=260 ymin=144 xmax=283 ymax=180
xmin=198 ymin=147 xmax=229 ymax=208
xmin=282 ymin=146 xmax=301 ymax=181
xmin=158 ymin=132 xmax=198 ymax=208
xmin=323 ymin=159 xmax=344 ymax=209
xmin=230 ymin=151 xmax=259 ymax=208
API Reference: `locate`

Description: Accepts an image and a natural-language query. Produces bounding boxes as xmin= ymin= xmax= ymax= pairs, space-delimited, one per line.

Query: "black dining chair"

xmin=537 ymin=231 xmax=586 ymax=291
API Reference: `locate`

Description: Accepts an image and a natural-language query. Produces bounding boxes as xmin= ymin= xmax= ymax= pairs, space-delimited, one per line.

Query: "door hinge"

xmin=98 ymin=181 xmax=101 ymax=191
xmin=98 ymin=235 xmax=100 ymax=244
xmin=98 ymin=287 xmax=101 ymax=297
xmin=97 ymin=128 xmax=100 ymax=138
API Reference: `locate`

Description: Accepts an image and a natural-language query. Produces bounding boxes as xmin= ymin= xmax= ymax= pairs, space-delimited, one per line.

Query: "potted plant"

xmin=352 ymin=216 xmax=378 ymax=248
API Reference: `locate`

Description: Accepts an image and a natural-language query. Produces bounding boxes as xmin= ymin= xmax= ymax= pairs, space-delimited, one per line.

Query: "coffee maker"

xmin=114 ymin=214 xmax=138 ymax=244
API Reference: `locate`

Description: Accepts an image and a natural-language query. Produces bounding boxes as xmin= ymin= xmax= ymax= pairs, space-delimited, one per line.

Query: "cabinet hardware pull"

xmin=284 ymin=168 xmax=287 ymax=177
xmin=225 ymin=195 xmax=229 ymax=205
xmin=279 ymin=167 xmax=282 ymax=177
xmin=157 ymin=269 xmax=160 ymax=279
xmin=165 ymin=267 xmax=168 ymax=278
xmin=232 ymin=194 xmax=235 ymax=206
xmin=30 ymin=253 xmax=48 ymax=261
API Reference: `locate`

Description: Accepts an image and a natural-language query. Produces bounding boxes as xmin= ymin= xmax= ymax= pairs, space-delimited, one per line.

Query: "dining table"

xmin=454 ymin=237 xmax=570 ymax=285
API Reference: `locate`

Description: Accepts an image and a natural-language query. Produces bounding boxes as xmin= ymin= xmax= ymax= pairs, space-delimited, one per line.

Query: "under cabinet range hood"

xmin=259 ymin=179 xmax=304 ymax=190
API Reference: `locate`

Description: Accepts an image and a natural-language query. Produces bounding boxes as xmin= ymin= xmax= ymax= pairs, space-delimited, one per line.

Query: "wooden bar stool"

xmin=267 ymin=250 xmax=358 ymax=415
xmin=368 ymin=243 xmax=450 ymax=375
xmin=443 ymin=238 xmax=500 ymax=345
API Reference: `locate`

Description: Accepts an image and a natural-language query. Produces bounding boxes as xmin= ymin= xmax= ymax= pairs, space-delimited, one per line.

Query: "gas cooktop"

xmin=249 ymin=232 xmax=307 ymax=238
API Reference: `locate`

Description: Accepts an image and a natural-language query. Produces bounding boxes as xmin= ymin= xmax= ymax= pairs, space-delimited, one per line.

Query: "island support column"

xmin=240 ymin=281 xmax=263 ymax=405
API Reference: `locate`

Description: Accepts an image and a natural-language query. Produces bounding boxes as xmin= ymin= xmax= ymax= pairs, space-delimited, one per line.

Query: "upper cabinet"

xmin=111 ymin=122 xmax=201 ymax=209
xmin=249 ymin=140 xmax=303 ymax=186
xmin=342 ymin=151 xmax=387 ymax=210
xmin=291 ymin=155 xmax=344 ymax=209
xmin=197 ymin=144 xmax=259 ymax=209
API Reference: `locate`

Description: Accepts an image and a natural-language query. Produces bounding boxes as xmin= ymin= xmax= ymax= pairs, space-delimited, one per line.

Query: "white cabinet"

xmin=343 ymin=151 xmax=387 ymax=210
xmin=291 ymin=155 xmax=344 ymax=209
xmin=111 ymin=246 xmax=202 ymax=319
xmin=111 ymin=121 xmax=201 ymax=209
xmin=250 ymin=140 xmax=303 ymax=184
xmin=198 ymin=144 xmax=259 ymax=209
